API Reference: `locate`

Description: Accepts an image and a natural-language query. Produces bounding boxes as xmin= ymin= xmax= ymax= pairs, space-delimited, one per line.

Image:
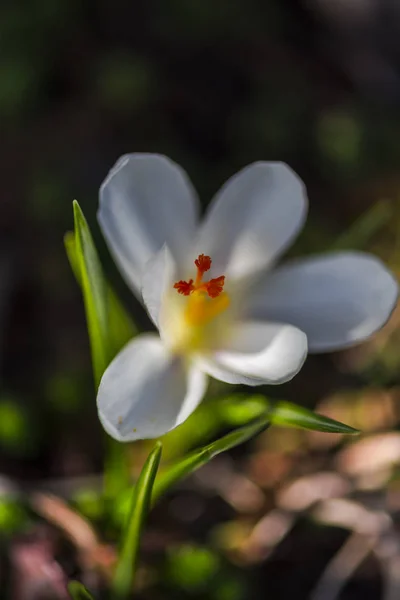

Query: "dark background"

xmin=1 ymin=1 xmax=400 ymax=598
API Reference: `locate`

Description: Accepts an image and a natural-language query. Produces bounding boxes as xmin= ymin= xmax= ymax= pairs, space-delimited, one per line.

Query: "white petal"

xmin=98 ymin=154 xmax=199 ymax=295
xmin=97 ymin=334 xmax=208 ymax=442
xmin=195 ymin=162 xmax=307 ymax=281
xmin=141 ymin=245 xmax=175 ymax=328
xmin=195 ymin=321 xmax=307 ymax=386
xmin=248 ymin=252 xmax=399 ymax=352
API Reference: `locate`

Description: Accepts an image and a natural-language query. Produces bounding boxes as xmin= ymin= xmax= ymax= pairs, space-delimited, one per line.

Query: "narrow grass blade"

xmin=67 ymin=206 xmax=131 ymax=496
xmin=65 ymin=231 xmax=136 ymax=359
xmin=268 ymin=400 xmax=359 ymax=434
xmin=152 ymin=416 xmax=270 ymax=504
xmin=153 ymin=398 xmax=356 ymax=504
xmin=216 ymin=395 xmax=267 ymax=426
xmin=72 ymin=201 xmax=109 ymax=388
xmin=67 ymin=581 xmax=94 ymax=600
xmin=217 ymin=395 xmax=358 ymax=435
xmin=112 ymin=442 xmax=162 ymax=600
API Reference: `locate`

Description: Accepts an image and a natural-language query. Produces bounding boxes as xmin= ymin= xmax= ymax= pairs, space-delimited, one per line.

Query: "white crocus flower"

xmin=97 ymin=154 xmax=398 ymax=442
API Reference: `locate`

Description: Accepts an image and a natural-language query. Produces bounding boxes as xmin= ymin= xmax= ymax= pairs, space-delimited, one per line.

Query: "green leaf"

xmin=217 ymin=395 xmax=267 ymax=426
xmin=66 ymin=206 xmax=131 ymax=498
xmin=64 ymin=230 xmax=82 ymax=282
xmin=159 ymin=402 xmax=223 ymax=461
xmin=64 ymin=231 xmax=136 ymax=360
xmin=71 ymin=201 xmax=109 ymax=388
xmin=107 ymin=286 xmax=137 ymax=356
xmin=152 ymin=416 xmax=269 ymax=504
xmin=267 ymin=400 xmax=359 ymax=434
xmin=153 ymin=398 xmax=356 ymax=504
xmin=67 ymin=581 xmax=94 ymax=600
xmin=112 ymin=442 xmax=163 ymax=600
xmin=217 ymin=395 xmax=359 ymax=435
xmin=331 ymin=199 xmax=392 ymax=251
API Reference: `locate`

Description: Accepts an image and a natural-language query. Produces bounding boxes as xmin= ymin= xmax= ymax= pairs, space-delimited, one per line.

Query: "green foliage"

xmin=0 ymin=499 xmax=29 ymax=534
xmin=152 ymin=415 xmax=270 ymax=504
xmin=267 ymin=400 xmax=359 ymax=434
xmin=215 ymin=578 xmax=246 ymax=600
xmin=65 ymin=230 xmax=137 ymax=361
xmin=158 ymin=392 xmax=357 ymax=470
xmin=72 ymin=489 xmax=105 ymax=522
xmin=112 ymin=442 xmax=163 ymax=600
xmin=0 ymin=398 xmax=34 ymax=455
xmin=165 ymin=544 xmax=245 ymax=600
xmin=67 ymin=581 xmax=94 ymax=600
xmin=67 ymin=203 xmax=136 ymax=497
xmin=219 ymin=394 xmax=358 ymax=434
xmin=217 ymin=395 xmax=267 ymax=426
xmin=152 ymin=397 xmax=356 ymax=505
xmin=159 ymin=401 xmax=223 ymax=461
xmin=71 ymin=201 xmax=109 ymax=388
xmin=166 ymin=545 xmax=220 ymax=592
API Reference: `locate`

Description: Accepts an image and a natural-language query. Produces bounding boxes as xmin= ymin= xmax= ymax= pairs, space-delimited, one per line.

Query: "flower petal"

xmin=98 ymin=154 xmax=199 ymax=295
xmin=141 ymin=245 xmax=175 ymax=328
xmin=97 ymin=334 xmax=208 ymax=442
xmin=195 ymin=321 xmax=307 ymax=386
xmin=195 ymin=162 xmax=307 ymax=281
xmin=248 ymin=252 xmax=399 ymax=352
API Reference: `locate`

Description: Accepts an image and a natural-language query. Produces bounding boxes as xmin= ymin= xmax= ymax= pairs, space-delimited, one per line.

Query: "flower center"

xmin=173 ymin=254 xmax=230 ymax=330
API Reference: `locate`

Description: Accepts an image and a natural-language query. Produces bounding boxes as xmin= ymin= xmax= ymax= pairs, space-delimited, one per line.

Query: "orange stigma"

xmin=206 ymin=275 xmax=225 ymax=298
xmin=195 ymin=254 xmax=211 ymax=275
xmin=173 ymin=255 xmax=226 ymax=298
xmin=173 ymin=279 xmax=194 ymax=295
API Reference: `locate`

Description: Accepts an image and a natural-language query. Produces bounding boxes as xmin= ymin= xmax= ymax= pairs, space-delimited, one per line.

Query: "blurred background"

xmin=1 ymin=0 xmax=400 ymax=598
